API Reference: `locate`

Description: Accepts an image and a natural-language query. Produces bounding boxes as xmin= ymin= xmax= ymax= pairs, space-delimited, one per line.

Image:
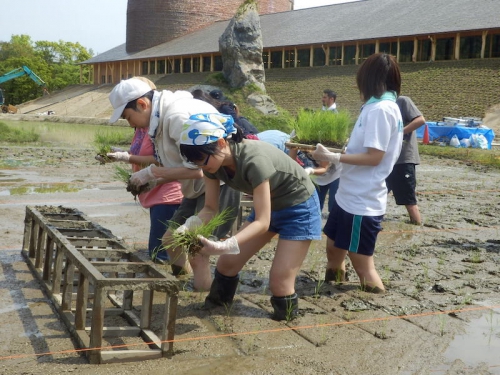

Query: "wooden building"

xmin=82 ymin=0 xmax=500 ymax=85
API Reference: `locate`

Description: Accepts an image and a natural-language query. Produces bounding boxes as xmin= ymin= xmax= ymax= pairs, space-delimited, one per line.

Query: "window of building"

xmin=284 ymin=49 xmax=295 ymax=68
xmin=192 ymin=57 xmax=200 ymax=72
xmin=141 ymin=61 xmax=148 ymax=75
xmin=101 ymin=75 xmax=106 ymax=84
xmin=435 ymin=37 xmax=454 ymax=60
xmin=296 ymin=48 xmax=310 ymax=67
xmin=158 ymin=60 xmax=165 ymax=74
xmin=128 ymin=73 xmax=133 ymax=79
xmin=313 ymin=47 xmax=326 ymax=66
xmin=202 ymin=56 xmax=211 ymax=72
xmin=270 ymin=50 xmax=282 ymax=68
xmin=183 ymin=58 xmax=191 ymax=73
xmin=108 ymin=75 xmax=112 ymax=83
xmin=417 ymin=39 xmax=432 ymax=61
xmin=399 ymin=40 xmax=414 ymax=62
xmin=359 ymin=43 xmax=375 ymax=62
xmin=174 ymin=59 xmax=181 ymax=73
xmin=485 ymin=33 xmax=500 ymax=58
xmin=379 ymin=41 xmax=397 ymax=55
xmin=493 ymin=34 xmax=500 ymax=57
xmin=343 ymin=45 xmax=356 ymax=65
xmin=214 ymin=55 xmax=223 ymax=71
xmin=328 ymin=46 xmax=342 ymax=65
xmin=149 ymin=61 xmax=156 ymax=74
xmin=262 ymin=51 xmax=270 ymax=69
xmin=460 ymin=35 xmax=482 ymax=59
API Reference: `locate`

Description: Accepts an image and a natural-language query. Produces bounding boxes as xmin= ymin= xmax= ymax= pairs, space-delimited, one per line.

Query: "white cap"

xmin=109 ymin=78 xmax=153 ymax=123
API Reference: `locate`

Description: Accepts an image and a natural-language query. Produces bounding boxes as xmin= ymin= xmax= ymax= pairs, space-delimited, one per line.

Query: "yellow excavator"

xmin=0 ymin=66 xmax=48 ymax=113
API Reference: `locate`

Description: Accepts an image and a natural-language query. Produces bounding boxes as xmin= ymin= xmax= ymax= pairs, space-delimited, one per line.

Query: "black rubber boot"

xmin=270 ymin=293 xmax=299 ymax=321
xmin=204 ymin=269 xmax=239 ymax=309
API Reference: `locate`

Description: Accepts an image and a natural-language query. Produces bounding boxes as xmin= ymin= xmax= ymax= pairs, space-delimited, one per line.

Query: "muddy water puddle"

xmin=436 ymin=303 xmax=500 ymax=373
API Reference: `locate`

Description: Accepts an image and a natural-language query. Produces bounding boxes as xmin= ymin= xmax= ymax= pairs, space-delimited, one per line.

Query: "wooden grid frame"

xmin=21 ymin=205 xmax=179 ymax=364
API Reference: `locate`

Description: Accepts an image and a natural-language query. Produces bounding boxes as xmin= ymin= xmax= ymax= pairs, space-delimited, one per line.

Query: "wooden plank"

xmin=140 ymin=329 xmax=162 ymax=350
xmin=162 ymin=293 xmax=178 ymax=356
xmin=75 ymin=273 xmax=89 ymax=330
xmin=89 ymin=287 xmax=106 ymax=364
xmin=61 ymin=259 xmax=75 ymax=311
xmin=22 ymin=209 xmax=33 ymax=252
xmin=140 ymin=290 xmax=153 ymax=329
xmin=58 ymin=229 xmax=113 ymax=238
xmin=34 ymin=225 xmax=45 ymax=269
xmin=100 ymin=326 xmax=141 ymax=338
xmin=78 ymin=249 xmax=129 ymax=260
xmin=52 ymin=244 xmax=64 ymax=295
xmin=42 ymin=235 xmax=54 ymax=281
xmin=28 ymin=220 xmax=38 ymax=259
xmin=99 ymin=349 xmax=162 ymax=364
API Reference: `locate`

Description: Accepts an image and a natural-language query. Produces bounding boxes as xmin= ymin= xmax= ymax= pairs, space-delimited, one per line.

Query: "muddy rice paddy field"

xmin=0 ymin=144 xmax=499 ymax=375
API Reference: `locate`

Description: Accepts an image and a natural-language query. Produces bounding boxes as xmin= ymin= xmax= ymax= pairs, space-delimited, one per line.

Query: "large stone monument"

xmin=219 ymin=0 xmax=266 ymax=92
xmin=219 ymin=0 xmax=278 ymax=115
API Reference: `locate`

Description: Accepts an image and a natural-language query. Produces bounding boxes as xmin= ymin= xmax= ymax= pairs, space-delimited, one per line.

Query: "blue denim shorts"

xmin=247 ymin=191 xmax=322 ymax=240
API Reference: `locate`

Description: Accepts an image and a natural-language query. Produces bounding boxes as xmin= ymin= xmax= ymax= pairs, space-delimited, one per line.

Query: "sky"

xmin=0 ymin=0 xmax=359 ymax=56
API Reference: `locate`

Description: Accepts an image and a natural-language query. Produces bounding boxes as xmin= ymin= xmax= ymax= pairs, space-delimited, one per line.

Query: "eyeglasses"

xmin=193 ymin=154 xmax=210 ymax=167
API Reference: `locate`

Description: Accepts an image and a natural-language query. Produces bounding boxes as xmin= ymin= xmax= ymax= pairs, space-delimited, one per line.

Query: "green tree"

xmin=0 ymin=35 xmax=94 ymax=105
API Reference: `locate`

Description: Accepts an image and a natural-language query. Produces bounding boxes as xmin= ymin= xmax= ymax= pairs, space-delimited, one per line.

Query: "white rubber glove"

xmin=304 ymin=167 xmax=315 ymax=175
xmin=198 ymin=236 xmax=240 ymax=255
xmin=311 ymin=143 xmax=341 ymax=165
xmin=130 ymin=164 xmax=156 ymax=186
xmin=107 ymin=151 xmax=130 ymax=162
xmin=175 ymin=215 xmax=202 ymax=234
xmin=110 ymin=146 xmax=126 ymax=152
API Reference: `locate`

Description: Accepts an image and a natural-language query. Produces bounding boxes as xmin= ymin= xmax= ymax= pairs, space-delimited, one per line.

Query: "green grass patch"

xmin=93 ymin=129 xmax=132 ymax=147
xmin=0 ymin=121 xmax=40 ymax=143
xmin=418 ymin=144 xmax=500 ymax=168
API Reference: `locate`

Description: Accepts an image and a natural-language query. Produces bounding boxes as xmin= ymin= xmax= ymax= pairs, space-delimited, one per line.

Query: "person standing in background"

xmin=322 ymin=89 xmax=338 ymax=113
xmin=386 ymin=95 xmax=426 ymax=225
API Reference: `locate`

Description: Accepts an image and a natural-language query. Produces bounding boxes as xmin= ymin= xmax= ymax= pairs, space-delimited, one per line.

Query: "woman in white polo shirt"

xmin=312 ymin=53 xmax=403 ymax=293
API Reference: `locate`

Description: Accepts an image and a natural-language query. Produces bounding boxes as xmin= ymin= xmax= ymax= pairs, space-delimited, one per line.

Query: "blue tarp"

xmin=416 ymin=122 xmax=495 ymax=149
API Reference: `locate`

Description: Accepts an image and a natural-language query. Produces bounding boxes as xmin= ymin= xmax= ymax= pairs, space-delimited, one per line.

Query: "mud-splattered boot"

xmin=270 ymin=293 xmax=299 ymax=321
xmin=204 ymin=269 xmax=239 ymax=309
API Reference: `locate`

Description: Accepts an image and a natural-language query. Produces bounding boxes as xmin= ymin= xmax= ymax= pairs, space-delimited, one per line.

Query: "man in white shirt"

xmin=322 ymin=89 xmax=338 ymax=113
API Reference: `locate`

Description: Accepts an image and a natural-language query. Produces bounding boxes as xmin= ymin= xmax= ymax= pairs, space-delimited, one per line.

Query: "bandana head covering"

xmin=180 ymin=113 xmax=236 ymax=146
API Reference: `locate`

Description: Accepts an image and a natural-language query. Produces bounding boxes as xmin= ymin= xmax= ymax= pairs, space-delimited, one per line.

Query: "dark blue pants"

xmin=149 ymin=203 xmax=180 ymax=261
xmin=317 ymin=178 xmax=340 ymax=212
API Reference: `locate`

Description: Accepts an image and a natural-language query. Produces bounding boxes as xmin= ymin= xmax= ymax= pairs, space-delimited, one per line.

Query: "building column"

xmin=396 ymin=38 xmax=400 ymax=62
xmin=481 ymin=30 xmax=488 ymax=58
xmin=454 ymin=33 xmax=460 ymax=60
xmin=413 ymin=37 xmax=418 ymax=62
